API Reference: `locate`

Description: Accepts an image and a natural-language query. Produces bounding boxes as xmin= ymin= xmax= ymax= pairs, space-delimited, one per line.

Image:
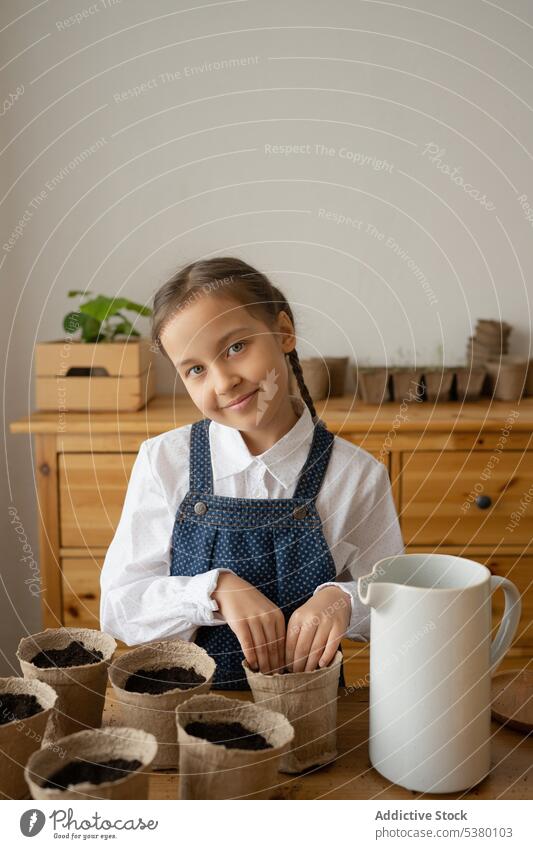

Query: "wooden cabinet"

xmin=401 ymin=450 xmax=533 ymax=546
xmin=10 ymin=395 xmax=533 ymax=678
xmin=62 ymin=557 xmax=102 ymax=630
xmin=62 ymin=556 xmax=127 ymax=651
xmin=59 ymin=454 xmax=135 ymax=547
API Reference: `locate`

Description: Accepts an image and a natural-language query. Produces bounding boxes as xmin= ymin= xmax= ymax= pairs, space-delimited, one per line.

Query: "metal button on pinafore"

xmin=169 ymin=416 xmax=344 ymax=690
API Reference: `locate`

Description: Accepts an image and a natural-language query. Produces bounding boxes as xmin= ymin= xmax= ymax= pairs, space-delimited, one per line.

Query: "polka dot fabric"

xmin=170 ymin=417 xmax=345 ymax=689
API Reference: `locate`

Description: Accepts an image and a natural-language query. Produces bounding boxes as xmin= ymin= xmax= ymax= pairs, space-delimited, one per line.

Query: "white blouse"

xmin=100 ymin=396 xmax=404 ymax=646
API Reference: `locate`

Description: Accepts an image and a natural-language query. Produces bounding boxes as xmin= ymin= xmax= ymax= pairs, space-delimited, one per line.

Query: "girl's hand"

xmin=285 ymin=586 xmax=351 ymax=673
xmin=212 ymin=571 xmax=285 ymax=674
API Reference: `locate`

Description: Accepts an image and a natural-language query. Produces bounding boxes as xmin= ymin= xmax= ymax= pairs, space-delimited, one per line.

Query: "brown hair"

xmin=151 ymin=256 xmax=319 ymax=421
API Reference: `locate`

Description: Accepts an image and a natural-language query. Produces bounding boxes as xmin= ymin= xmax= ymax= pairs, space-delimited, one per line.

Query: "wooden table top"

xmin=102 ymin=685 xmax=532 ymax=800
xmin=10 ymin=394 xmax=533 ymax=435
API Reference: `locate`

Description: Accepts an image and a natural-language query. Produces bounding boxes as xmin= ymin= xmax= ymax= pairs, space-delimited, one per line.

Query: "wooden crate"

xmin=35 ymin=338 xmax=156 ymax=411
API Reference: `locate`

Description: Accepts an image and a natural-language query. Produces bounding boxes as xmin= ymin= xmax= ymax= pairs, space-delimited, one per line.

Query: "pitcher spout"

xmin=358 ymin=573 xmax=390 ymax=609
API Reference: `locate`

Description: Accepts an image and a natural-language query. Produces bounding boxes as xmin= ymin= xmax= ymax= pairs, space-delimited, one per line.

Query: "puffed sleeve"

xmin=99 ymin=440 xmax=228 ymax=645
xmin=314 ymin=460 xmax=404 ymax=641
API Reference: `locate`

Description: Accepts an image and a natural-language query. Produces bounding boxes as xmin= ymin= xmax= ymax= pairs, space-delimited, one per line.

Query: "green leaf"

xmin=79 ymin=295 xmax=116 ymax=322
xmin=119 ymin=298 xmax=152 ymax=317
xmin=81 ymin=317 xmax=102 ymax=343
xmin=111 ymin=318 xmax=141 ymax=339
xmin=104 ymin=297 xmax=151 ymax=316
xmin=64 ymin=293 xmax=149 ymax=342
xmin=63 ymin=311 xmax=102 ymax=342
xmin=63 ymin=311 xmax=83 ymax=334
xmin=79 ymin=296 xmax=152 ymax=322
xmin=67 ymin=289 xmax=92 ymax=298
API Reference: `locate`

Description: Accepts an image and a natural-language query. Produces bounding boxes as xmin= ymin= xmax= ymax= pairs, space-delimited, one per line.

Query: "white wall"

xmin=2 ymin=0 xmax=533 ymax=672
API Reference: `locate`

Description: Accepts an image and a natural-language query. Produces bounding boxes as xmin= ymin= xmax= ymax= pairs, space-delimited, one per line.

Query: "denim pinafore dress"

xmin=170 ymin=416 xmax=344 ymax=689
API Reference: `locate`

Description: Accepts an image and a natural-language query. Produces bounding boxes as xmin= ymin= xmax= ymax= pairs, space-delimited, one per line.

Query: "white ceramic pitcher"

xmin=357 ymin=553 xmax=521 ymax=793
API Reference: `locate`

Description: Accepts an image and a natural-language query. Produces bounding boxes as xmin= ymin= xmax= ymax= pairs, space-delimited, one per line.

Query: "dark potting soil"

xmin=124 ymin=665 xmax=206 ymax=694
xmin=0 ymin=692 xmax=43 ymax=725
xmin=42 ymin=757 xmax=143 ymax=790
xmin=184 ymin=721 xmax=272 ymax=750
xmin=31 ymin=640 xmax=104 ymax=668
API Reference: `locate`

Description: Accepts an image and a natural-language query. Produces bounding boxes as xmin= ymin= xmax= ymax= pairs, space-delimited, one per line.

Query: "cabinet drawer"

xmin=59 ymin=454 xmax=136 ymax=547
xmin=62 ymin=557 xmax=102 ymax=631
xmin=401 ymin=451 xmax=533 ymax=546
xmin=62 ymin=556 xmax=126 ymax=650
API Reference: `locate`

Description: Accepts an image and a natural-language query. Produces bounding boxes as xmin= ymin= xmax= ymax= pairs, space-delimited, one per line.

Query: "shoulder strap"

xmin=189 ymin=418 xmax=213 ymax=494
xmin=293 ymin=422 xmax=335 ymax=502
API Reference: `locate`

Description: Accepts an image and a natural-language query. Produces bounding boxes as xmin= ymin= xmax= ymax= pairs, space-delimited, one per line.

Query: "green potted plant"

xmin=35 ymin=291 xmax=155 ymax=412
xmin=62 ymin=290 xmax=151 ymax=343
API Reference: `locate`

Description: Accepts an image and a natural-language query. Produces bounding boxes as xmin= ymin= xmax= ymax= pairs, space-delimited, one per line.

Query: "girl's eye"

xmin=186 ymin=365 xmax=204 ymax=377
xmin=185 ymin=341 xmax=246 ymax=377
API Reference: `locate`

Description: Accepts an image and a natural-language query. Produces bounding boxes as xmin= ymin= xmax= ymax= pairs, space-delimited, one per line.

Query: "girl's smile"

xmin=223 ymin=387 xmax=259 ymax=411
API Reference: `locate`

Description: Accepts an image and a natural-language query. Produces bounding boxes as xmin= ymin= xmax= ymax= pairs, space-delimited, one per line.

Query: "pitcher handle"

xmin=489 ymin=575 xmax=521 ymax=674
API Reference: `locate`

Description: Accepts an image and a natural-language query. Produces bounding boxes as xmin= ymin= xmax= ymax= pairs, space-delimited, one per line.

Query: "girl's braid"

xmin=270 ymin=286 xmax=320 ymax=424
xmin=287 ymin=349 xmax=319 ymax=423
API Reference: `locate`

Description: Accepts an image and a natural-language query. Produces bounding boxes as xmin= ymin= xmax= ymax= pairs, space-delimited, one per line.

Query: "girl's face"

xmin=160 ymin=293 xmax=297 ymax=432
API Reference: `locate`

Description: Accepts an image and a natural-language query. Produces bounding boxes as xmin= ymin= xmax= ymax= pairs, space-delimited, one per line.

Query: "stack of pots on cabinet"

xmin=287 ymin=320 xmax=531 ymax=405
xmin=469 ymin=320 xmax=529 ymax=402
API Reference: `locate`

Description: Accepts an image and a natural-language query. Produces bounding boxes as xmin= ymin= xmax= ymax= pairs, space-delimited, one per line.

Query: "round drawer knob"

xmin=475 ymin=494 xmax=492 ymax=510
xmin=194 ymin=501 xmax=208 ymax=516
xmin=293 ymin=505 xmax=307 ymax=519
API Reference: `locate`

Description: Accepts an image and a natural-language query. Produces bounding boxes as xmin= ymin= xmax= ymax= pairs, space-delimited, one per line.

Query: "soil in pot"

xmin=0 ymin=692 xmax=43 ymax=725
xmin=184 ymin=720 xmax=272 ymax=750
xmin=125 ymin=665 xmax=206 ymax=694
xmin=25 ymin=726 xmax=157 ymax=801
xmin=0 ymin=678 xmax=58 ymax=798
xmin=17 ymin=628 xmax=116 ymax=743
xmin=176 ymin=693 xmax=294 ymax=799
xmin=109 ymin=639 xmax=216 ymax=769
xmin=42 ymin=757 xmax=143 ymax=790
xmin=30 ymin=640 xmax=103 ymax=669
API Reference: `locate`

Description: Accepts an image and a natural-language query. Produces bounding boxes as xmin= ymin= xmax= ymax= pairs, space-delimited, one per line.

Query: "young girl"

xmin=100 ymin=257 xmax=404 ymax=689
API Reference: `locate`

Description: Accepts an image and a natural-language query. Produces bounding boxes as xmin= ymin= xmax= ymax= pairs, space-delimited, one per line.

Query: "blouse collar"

xmin=210 ymin=395 xmax=316 ymax=489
